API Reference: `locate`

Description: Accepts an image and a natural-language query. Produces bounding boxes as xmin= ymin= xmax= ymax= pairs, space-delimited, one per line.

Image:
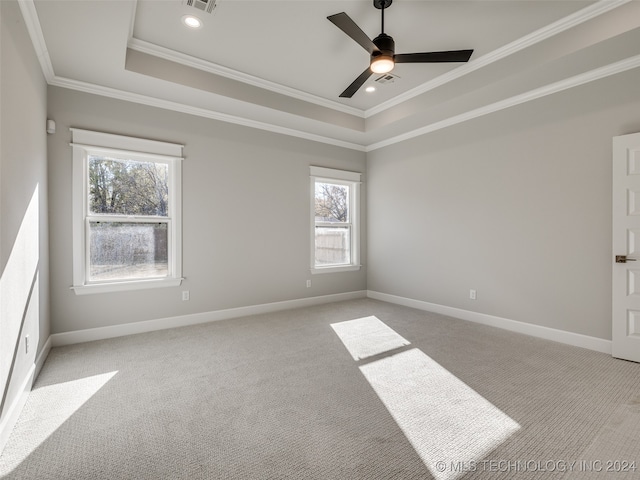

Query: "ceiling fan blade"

xmin=340 ymin=67 xmax=374 ymax=98
xmin=328 ymin=12 xmax=379 ymax=55
xmin=394 ymin=50 xmax=474 ymax=63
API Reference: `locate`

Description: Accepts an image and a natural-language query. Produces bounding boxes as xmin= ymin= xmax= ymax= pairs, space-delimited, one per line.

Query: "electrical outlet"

xmin=306 ymin=280 xmax=311 ymax=288
xmin=469 ymin=289 xmax=477 ymax=300
xmin=182 ymin=291 xmax=190 ymax=301
xmin=25 ymin=334 xmax=29 ymax=354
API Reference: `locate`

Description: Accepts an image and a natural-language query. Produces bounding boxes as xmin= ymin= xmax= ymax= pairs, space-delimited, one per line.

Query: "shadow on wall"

xmin=0 ymin=186 xmax=41 ymax=436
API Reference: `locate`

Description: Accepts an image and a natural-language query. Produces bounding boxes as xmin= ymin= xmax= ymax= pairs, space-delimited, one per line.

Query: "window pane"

xmin=88 ymin=155 xmax=169 ymax=216
xmin=315 ymin=226 xmax=350 ymax=266
xmin=315 ymin=182 xmax=349 ymax=222
xmin=89 ymin=222 xmax=168 ymax=281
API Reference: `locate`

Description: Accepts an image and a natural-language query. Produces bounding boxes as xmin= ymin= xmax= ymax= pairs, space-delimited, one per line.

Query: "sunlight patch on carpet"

xmin=360 ymin=348 xmax=520 ymax=480
xmin=330 ymin=316 xmax=410 ymax=360
xmin=0 ymin=371 xmax=118 ymax=475
xmin=332 ymin=316 xmax=520 ymax=480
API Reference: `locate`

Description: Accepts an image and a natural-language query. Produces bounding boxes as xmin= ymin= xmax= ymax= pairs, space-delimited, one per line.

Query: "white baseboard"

xmin=0 ymin=364 xmax=35 ymax=456
xmin=367 ymin=290 xmax=612 ymax=354
xmin=35 ymin=336 xmax=52 ymax=380
xmin=51 ymin=290 xmax=368 ymax=347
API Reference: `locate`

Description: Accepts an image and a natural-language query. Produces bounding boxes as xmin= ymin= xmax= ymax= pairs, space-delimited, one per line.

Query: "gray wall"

xmin=0 ymin=0 xmax=49 ymax=429
xmin=367 ymin=67 xmax=640 ymax=341
xmin=47 ymin=87 xmax=366 ymax=334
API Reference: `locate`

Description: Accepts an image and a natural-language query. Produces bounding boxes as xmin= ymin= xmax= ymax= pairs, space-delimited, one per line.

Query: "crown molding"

xmin=17 ymin=0 xmax=365 ymax=151
xmin=367 ymin=54 xmax=640 ymax=152
xmin=48 ymin=76 xmax=367 ymax=152
xmin=17 ymin=0 xmax=639 ymax=154
xmin=128 ymin=0 xmax=138 ymax=40
xmin=364 ymin=0 xmax=631 ymax=118
xmin=17 ymin=0 xmax=55 ymax=82
xmin=47 ymin=53 xmax=640 ymax=154
xmin=127 ymin=38 xmax=365 ymax=119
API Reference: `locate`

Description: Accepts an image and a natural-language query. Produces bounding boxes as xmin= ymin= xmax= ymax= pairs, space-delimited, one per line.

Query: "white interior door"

xmin=612 ymin=132 xmax=640 ymax=363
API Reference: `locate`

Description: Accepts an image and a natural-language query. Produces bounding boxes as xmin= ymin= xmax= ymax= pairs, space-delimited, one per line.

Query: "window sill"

xmin=310 ymin=265 xmax=361 ymax=275
xmin=71 ymin=277 xmax=183 ymax=295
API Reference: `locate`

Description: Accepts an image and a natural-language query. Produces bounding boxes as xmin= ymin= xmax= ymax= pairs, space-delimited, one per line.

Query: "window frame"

xmin=71 ymin=128 xmax=184 ymax=294
xmin=310 ymin=166 xmax=361 ymax=274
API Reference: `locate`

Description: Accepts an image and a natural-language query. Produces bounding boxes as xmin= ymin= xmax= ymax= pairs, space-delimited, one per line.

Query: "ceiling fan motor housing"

xmin=372 ymin=33 xmax=395 ymax=60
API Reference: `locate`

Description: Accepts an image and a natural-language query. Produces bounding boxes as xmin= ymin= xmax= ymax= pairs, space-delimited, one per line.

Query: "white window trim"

xmin=70 ymin=128 xmax=184 ymax=294
xmin=310 ymin=166 xmax=361 ymax=275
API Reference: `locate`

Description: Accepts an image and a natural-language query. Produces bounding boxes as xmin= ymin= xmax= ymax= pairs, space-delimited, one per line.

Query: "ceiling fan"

xmin=327 ymin=0 xmax=474 ymax=98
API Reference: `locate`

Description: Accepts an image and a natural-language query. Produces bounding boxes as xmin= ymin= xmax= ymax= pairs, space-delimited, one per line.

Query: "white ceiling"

xmin=23 ymin=0 xmax=640 ymax=150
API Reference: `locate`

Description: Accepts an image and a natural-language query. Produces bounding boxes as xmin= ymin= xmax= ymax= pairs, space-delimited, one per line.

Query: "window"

xmin=71 ymin=129 xmax=183 ymax=294
xmin=310 ymin=166 xmax=361 ymax=274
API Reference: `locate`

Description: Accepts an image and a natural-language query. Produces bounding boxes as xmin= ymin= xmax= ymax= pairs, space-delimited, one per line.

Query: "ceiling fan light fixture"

xmin=182 ymin=15 xmax=202 ymax=29
xmin=370 ymin=55 xmax=394 ymax=74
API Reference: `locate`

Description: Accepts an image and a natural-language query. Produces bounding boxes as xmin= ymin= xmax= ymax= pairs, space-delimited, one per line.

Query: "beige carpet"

xmin=1 ymin=298 xmax=639 ymax=479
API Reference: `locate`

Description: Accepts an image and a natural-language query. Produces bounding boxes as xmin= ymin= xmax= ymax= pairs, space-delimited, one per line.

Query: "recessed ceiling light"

xmin=365 ymin=86 xmax=376 ymax=93
xmin=182 ymin=15 xmax=202 ymax=29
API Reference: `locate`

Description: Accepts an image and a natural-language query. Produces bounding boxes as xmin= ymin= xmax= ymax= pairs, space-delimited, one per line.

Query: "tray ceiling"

xmin=22 ymin=0 xmax=640 ymax=150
